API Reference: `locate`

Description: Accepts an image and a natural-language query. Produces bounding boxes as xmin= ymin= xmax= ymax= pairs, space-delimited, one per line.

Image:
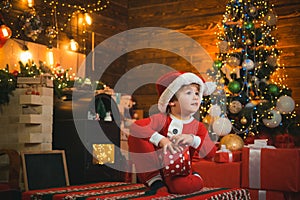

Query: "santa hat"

xmin=156 ymin=71 xmax=216 ymax=113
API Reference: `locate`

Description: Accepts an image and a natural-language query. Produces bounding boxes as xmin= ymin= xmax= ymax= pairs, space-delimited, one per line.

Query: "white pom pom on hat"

xmin=156 ymin=71 xmax=216 ymax=113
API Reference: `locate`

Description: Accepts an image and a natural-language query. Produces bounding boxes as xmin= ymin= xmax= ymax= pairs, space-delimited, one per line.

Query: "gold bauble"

xmin=229 ymin=100 xmax=242 ymax=114
xmin=220 ymin=78 xmax=225 ymax=84
xmin=202 ymin=115 xmax=212 ymax=124
xmin=220 ymin=134 xmax=244 ymax=151
xmin=248 ymin=131 xmax=255 ymax=137
xmin=240 ymin=116 xmax=248 ymax=125
xmin=246 ymin=39 xmax=252 ymax=45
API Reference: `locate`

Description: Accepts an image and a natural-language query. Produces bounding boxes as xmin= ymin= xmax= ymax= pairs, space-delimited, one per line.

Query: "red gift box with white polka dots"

xmin=161 ymin=145 xmax=191 ymax=177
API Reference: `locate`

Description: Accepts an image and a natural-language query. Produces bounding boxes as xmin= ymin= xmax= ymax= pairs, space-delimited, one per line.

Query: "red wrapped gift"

xmin=192 ymin=159 xmax=241 ymax=188
xmin=242 ymin=147 xmax=300 ymax=192
xmin=247 ymin=189 xmax=285 ymax=200
xmin=214 ymin=151 xmax=241 ymax=163
xmin=161 ymin=145 xmax=191 ymax=177
xmin=274 ymin=134 xmax=295 ymax=148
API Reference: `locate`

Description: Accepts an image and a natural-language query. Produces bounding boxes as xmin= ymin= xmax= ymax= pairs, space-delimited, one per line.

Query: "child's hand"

xmin=159 ymin=137 xmax=182 ymax=154
xmin=171 ymin=134 xmax=194 ymax=146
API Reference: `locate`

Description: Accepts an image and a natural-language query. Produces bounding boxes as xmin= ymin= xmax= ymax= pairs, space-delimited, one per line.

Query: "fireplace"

xmin=53 ymin=93 xmax=126 ymax=184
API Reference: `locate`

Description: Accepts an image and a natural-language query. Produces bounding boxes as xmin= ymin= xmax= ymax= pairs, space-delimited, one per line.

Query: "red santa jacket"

xmin=129 ymin=113 xmax=216 ymax=160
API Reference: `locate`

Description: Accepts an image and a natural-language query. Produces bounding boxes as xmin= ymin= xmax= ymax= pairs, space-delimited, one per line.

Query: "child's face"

xmin=171 ymin=84 xmax=200 ymax=118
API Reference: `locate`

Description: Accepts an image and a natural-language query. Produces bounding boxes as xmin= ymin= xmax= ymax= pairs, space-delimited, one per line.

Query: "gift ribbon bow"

xmin=248 ymin=141 xmax=276 ymax=200
xmin=217 ymin=145 xmax=233 ymax=162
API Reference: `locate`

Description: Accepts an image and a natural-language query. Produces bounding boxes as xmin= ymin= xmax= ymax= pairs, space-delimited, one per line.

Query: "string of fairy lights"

xmin=0 ymin=0 xmax=110 ymax=99
xmin=2 ymin=0 xmax=110 ymax=52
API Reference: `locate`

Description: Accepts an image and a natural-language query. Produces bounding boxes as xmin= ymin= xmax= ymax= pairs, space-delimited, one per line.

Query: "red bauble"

xmin=0 ymin=25 xmax=12 ymax=40
xmin=12 ymin=70 xmax=19 ymax=77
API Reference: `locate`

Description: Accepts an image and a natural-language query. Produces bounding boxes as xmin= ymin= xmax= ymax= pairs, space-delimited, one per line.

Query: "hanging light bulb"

xmin=69 ymin=38 xmax=79 ymax=51
xmin=27 ymin=0 xmax=34 ymax=8
xmin=84 ymin=13 xmax=92 ymax=25
xmin=20 ymin=45 xmax=32 ymax=63
xmin=47 ymin=46 xmax=54 ymax=66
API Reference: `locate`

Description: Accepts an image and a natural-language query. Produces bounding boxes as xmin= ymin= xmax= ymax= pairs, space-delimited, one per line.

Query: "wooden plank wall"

xmin=127 ymin=0 xmax=300 ymax=116
xmin=2 ymin=0 xmax=300 ymax=116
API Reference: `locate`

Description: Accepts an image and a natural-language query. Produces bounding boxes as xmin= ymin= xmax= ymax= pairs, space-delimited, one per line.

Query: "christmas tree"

xmin=206 ymin=0 xmax=299 ymax=147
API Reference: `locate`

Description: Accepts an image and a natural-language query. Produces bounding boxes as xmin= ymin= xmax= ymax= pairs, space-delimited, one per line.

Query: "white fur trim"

xmin=149 ymin=132 xmax=165 ymax=146
xmin=191 ymin=135 xmax=201 ymax=149
xmin=203 ymin=82 xmax=217 ymax=96
xmin=158 ymin=73 xmax=205 ymax=113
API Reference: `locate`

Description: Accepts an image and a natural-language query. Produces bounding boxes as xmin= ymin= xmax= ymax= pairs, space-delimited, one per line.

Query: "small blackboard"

xmin=21 ymin=150 xmax=70 ymax=191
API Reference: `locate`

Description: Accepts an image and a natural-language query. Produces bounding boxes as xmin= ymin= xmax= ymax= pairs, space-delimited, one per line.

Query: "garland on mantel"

xmin=0 ymin=61 xmax=105 ymax=106
xmin=0 ymin=65 xmax=16 ymax=106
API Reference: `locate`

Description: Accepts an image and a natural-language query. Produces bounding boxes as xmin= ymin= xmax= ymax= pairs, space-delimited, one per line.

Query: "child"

xmin=128 ymin=71 xmax=217 ymax=194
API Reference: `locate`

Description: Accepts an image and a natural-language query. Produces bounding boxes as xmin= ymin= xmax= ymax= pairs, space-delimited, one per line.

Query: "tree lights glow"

xmin=208 ymin=0 xmax=298 ymax=138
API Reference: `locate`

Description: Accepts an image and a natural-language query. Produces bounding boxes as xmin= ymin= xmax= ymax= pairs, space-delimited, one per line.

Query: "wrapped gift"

xmin=274 ymin=133 xmax=295 ymax=148
xmin=242 ymin=141 xmax=300 ymax=192
xmin=192 ymin=159 xmax=241 ymax=188
xmin=248 ymin=189 xmax=300 ymax=200
xmin=161 ymin=145 xmax=191 ymax=177
xmin=247 ymin=189 xmax=285 ymax=200
xmin=214 ymin=145 xmax=241 ymax=163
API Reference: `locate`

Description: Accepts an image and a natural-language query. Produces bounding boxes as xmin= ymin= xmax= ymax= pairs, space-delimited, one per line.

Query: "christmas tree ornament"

xmin=19 ymin=10 xmax=43 ymax=41
xmin=248 ymin=6 xmax=257 ymax=17
xmin=229 ymin=100 xmax=242 ymax=114
xmin=262 ymin=110 xmax=282 ymax=128
xmin=268 ymin=84 xmax=280 ymax=96
xmin=220 ymin=134 xmax=244 ymax=151
xmin=276 ymin=95 xmax=295 ymax=114
xmin=264 ymin=12 xmax=277 ymax=26
xmin=246 ymin=39 xmax=252 ymax=46
xmin=202 ymin=115 xmax=212 ymax=124
xmin=219 ymin=40 xmax=229 ymax=53
xmin=209 ymin=104 xmax=222 ymax=117
xmin=245 ymin=102 xmax=255 ymax=108
xmin=266 ymin=55 xmax=277 ymax=67
xmin=242 ymin=59 xmax=254 ymax=70
xmin=228 ymin=80 xmax=241 ymax=93
xmin=220 ymin=78 xmax=226 ymax=84
xmin=212 ymin=117 xmax=232 ymax=136
xmin=213 ymin=60 xmax=223 ymax=70
xmin=240 ymin=116 xmax=247 ymax=125
xmin=1 ymin=0 xmax=12 ymax=12
xmin=0 ymin=25 xmax=12 ymax=40
xmin=0 ymin=14 xmax=12 ymax=40
xmin=45 ymin=26 xmax=58 ymax=40
xmin=244 ymin=21 xmax=254 ymax=30
xmin=226 ymin=56 xmax=240 ymax=67
xmin=249 ymin=131 xmax=255 ymax=137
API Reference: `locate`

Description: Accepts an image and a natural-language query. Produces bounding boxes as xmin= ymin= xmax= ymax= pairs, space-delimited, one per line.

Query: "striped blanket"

xmin=22 ymin=182 xmax=250 ymax=200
